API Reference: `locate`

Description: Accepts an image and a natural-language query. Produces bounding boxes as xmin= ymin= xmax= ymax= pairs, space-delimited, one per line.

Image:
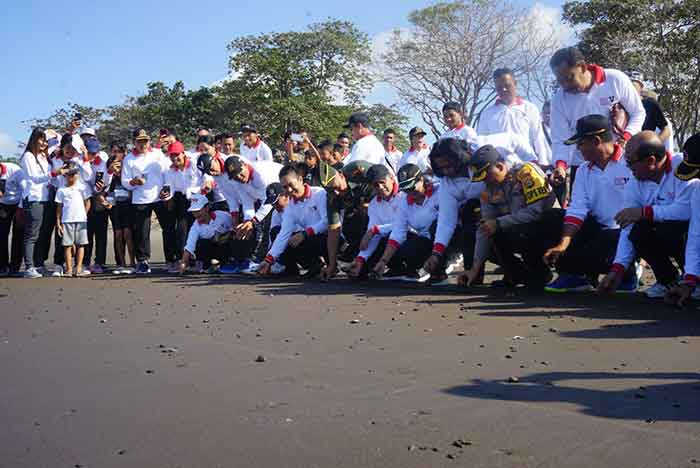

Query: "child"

xmin=55 ymin=162 xmax=91 ymax=277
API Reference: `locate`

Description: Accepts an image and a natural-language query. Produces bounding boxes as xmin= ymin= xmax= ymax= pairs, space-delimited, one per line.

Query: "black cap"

xmin=409 ymin=126 xmax=427 ymax=138
xmin=675 ymin=133 xmax=700 ymax=181
xmin=469 ymin=145 xmax=501 ymax=182
xmin=366 ymin=164 xmax=391 ymax=183
xmin=224 ymin=156 xmax=245 ymax=179
xmin=240 ymin=123 xmax=257 ymax=134
xmin=264 ymin=182 xmax=284 ymax=205
xmin=196 ymin=153 xmax=213 ymax=174
xmin=564 ymin=114 xmax=610 ymax=145
xmin=397 ymin=164 xmax=422 ymax=192
xmin=343 ymin=112 xmax=369 ymax=129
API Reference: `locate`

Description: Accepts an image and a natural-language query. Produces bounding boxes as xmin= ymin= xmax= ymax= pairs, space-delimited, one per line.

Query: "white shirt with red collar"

xmin=612 ymin=154 xmax=697 ymax=271
xmin=83 ymin=151 xmax=112 ymax=195
xmin=0 ymin=162 xmax=23 ymax=205
xmin=345 ymin=133 xmax=386 ymax=166
xmin=439 ymin=123 xmax=477 ymax=143
xmin=164 ymin=159 xmax=203 ymax=200
xmin=389 ymin=182 xmax=441 ymax=248
xmin=564 ymin=144 xmax=631 ymax=230
xmin=240 ymin=139 xmax=273 ymax=162
xmin=265 ymin=185 xmax=328 ymax=263
xmin=229 ymin=160 xmax=283 ymax=223
xmin=683 ymin=183 xmax=700 ymax=286
xmin=121 ymin=147 xmax=169 ymax=204
xmin=184 ymin=211 xmax=233 ymax=256
xmin=478 ymin=97 xmax=552 ymax=165
xmin=357 ymin=184 xmax=403 ymax=262
xmin=399 ymin=145 xmax=431 ymax=173
xmin=384 ymin=147 xmax=403 ymax=173
xmin=551 ymin=65 xmax=646 ymax=168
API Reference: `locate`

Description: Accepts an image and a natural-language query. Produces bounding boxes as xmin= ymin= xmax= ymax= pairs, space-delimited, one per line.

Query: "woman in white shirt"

xmin=20 ymin=128 xmax=53 ymax=278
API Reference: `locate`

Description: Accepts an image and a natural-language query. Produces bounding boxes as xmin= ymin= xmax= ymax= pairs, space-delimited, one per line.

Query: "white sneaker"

xmin=644 ymin=282 xmax=670 ymax=299
xmin=121 ymin=267 xmax=134 ymax=275
xmin=23 ymin=267 xmax=43 ymax=278
xmin=241 ymin=262 xmax=260 ymax=275
xmin=270 ymin=262 xmax=286 ymax=275
xmin=51 ymin=266 xmax=64 ymax=277
xmin=112 ymin=268 xmax=122 ymax=275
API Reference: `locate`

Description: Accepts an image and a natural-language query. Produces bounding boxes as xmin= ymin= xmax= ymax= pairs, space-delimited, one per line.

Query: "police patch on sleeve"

xmin=516 ymin=164 xmax=550 ymax=205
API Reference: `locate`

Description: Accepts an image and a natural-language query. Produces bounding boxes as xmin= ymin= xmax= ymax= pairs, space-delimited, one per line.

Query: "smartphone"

xmin=162 ymin=184 xmax=171 ymax=195
xmin=0 ymin=179 xmax=6 ymax=194
xmin=291 ymin=133 xmax=304 ymax=143
xmin=96 ymin=171 xmax=104 ymax=184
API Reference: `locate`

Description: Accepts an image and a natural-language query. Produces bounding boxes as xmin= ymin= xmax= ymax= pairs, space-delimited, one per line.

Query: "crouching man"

xmin=257 ymin=164 xmax=328 ymax=277
xmin=178 ymin=194 xmax=233 ymax=274
xmin=459 ymin=145 xmax=557 ymax=289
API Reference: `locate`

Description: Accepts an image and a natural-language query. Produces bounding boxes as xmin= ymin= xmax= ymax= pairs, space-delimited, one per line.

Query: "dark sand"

xmin=1 ymin=233 xmax=699 ymax=467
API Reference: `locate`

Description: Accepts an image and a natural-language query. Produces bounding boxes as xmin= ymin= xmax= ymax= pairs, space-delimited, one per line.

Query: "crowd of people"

xmin=2 ymin=46 xmax=699 ymax=307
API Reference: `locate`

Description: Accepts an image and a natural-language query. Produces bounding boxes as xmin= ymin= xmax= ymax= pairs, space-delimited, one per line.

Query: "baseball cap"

xmin=409 ymin=126 xmax=427 ymax=138
xmin=469 ymin=145 xmax=502 ymax=182
xmin=343 ymin=112 xmax=369 ymax=128
xmin=224 ymin=156 xmax=245 ymax=179
xmin=196 ymin=153 xmax=213 ymax=174
xmin=133 ymin=128 xmax=150 ymax=141
xmin=675 ymin=133 xmax=700 ymax=181
xmin=81 ymin=127 xmax=96 ymax=137
xmin=564 ymin=115 xmax=610 ymax=145
xmin=188 ymin=194 xmax=209 ymax=212
xmin=264 ymin=182 xmax=284 ymax=205
xmin=85 ymin=139 xmax=101 ymax=154
xmin=167 ymin=141 xmax=185 ymax=155
xmin=240 ymin=123 xmax=257 ymax=134
xmin=397 ymin=164 xmax=422 ymax=192
xmin=366 ymin=164 xmax=391 ymax=183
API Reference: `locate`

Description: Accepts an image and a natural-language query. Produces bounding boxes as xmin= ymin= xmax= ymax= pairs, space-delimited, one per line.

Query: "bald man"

xmin=598 ymin=131 xmax=695 ymax=298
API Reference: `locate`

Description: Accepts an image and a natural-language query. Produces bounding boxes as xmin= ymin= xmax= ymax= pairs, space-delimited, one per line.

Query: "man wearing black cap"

xmin=240 ymin=124 xmax=273 ymax=162
xmin=258 ymin=164 xmax=328 ymax=277
xmin=597 ymin=131 xmax=694 ymax=297
xmin=400 ymin=127 xmax=432 ymax=174
xmin=543 ymin=114 xmax=639 ymax=292
xmin=348 ymin=164 xmax=401 ymax=278
xmin=459 ymin=145 xmax=557 ymax=289
xmin=221 ymin=156 xmax=281 ymax=271
xmin=319 ymin=160 xmax=374 ymax=280
xmin=665 ymin=134 xmax=700 ymax=306
xmin=343 ymin=113 xmax=386 ymax=166
xmin=549 ymin=47 xmax=645 ymax=197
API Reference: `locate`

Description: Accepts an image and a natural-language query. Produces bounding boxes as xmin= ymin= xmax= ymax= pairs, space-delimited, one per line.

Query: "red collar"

xmin=171 ymin=159 xmax=191 ymax=172
xmin=244 ymin=139 xmax=262 ymax=149
xmin=495 ymin=96 xmax=524 ymax=106
xmin=212 ymin=152 xmax=225 ymax=172
xmin=376 ymin=179 xmax=399 ymax=202
xmin=588 ymin=144 xmax=623 ymax=169
xmin=452 ymin=123 xmax=466 ymax=131
xmin=408 ymin=143 xmax=428 ymax=152
xmin=407 ymin=183 xmax=434 ymax=205
xmin=0 ymin=163 xmax=6 ymax=176
xmin=198 ymin=211 xmax=217 ymax=225
xmin=588 ymin=64 xmax=606 ymax=85
xmin=293 ymin=184 xmax=312 ymax=203
xmin=84 ymin=155 xmax=103 ymax=166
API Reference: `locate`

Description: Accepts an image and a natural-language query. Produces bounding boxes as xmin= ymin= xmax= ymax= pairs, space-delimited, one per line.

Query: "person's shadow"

xmin=444 ymin=371 xmax=700 ymax=422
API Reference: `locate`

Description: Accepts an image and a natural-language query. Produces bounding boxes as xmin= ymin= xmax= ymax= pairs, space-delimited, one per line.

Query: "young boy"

xmin=55 ymin=162 xmax=91 ymax=277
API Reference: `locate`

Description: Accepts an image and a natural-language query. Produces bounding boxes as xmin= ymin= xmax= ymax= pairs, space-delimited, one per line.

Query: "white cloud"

xmin=0 ymin=131 xmax=19 ymax=157
xmin=527 ymin=2 xmax=577 ymax=47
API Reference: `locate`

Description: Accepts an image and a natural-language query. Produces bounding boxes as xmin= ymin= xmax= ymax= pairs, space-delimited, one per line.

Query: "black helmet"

xmin=196 ymin=153 xmax=213 ymax=174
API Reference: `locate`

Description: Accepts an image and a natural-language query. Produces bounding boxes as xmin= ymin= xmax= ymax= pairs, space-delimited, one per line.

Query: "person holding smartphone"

xmin=83 ymin=139 xmax=112 ymax=273
xmin=104 ymin=146 xmax=135 ymax=274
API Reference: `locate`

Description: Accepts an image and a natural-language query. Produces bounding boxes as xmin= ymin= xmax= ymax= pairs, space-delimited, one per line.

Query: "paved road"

xmin=1 ymin=233 xmax=699 ymax=467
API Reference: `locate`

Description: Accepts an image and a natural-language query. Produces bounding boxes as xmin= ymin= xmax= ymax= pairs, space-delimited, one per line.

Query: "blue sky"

xmin=0 ymin=0 xmax=568 ymax=154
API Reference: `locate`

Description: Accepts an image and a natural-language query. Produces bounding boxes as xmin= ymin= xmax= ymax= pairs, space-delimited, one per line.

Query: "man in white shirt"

xmin=543 ymin=115 xmax=637 ymax=293
xmin=240 ymin=124 xmax=273 ymax=162
xmin=439 ymin=101 xmax=478 ymax=143
xmin=549 ymin=47 xmax=645 ymax=195
xmin=399 ymin=127 xmax=432 ymax=174
xmin=120 ymin=128 xmax=170 ymax=274
xmin=342 ymin=113 xmax=386 ymax=166
xmin=178 ymin=194 xmax=234 ymax=274
xmin=478 ymin=68 xmax=552 ymax=166
xmin=598 ymin=131 xmax=695 ymax=298
xmin=382 ymin=128 xmax=403 ymax=173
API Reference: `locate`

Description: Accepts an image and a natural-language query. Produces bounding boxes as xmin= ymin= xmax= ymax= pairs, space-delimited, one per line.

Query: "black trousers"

xmin=492 ymin=209 xmax=563 ymax=286
xmin=132 ymin=203 xmax=153 ymax=262
xmin=195 ymin=238 xmax=231 ymax=267
xmin=341 ymin=208 xmax=369 ymax=260
xmin=388 ymin=233 xmax=433 ymax=273
xmin=0 ymin=203 xmax=24 ymax=272
xmin=279 ymin=232 xmax=328 ymax=273
xmin=629 ymin=220 xmax=688 ymax=285
xmin=84 ymin=203 xmax=109 ymax=266
xmin=160 ymin=194 xmax=192 ymax=262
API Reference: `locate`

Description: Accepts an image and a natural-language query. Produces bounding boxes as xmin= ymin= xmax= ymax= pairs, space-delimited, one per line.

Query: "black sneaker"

xmin=135 ymin=262 xmax=151 ymax=274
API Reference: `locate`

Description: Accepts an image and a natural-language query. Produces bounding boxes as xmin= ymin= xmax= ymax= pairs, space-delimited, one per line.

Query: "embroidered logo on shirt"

xmin=614 ymin=177 xmax=629 ymax=186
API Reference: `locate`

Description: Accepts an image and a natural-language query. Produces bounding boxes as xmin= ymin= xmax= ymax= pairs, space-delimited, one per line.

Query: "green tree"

xmin=562 ymin=0 xmax=700 ymax=144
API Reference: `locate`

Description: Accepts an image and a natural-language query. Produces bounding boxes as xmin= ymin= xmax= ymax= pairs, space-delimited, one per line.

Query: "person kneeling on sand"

xmin=178 ymin=194 xmax=233 ymax=274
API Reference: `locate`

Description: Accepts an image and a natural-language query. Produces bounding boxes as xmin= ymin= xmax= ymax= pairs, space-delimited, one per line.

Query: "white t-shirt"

xmin=345 ymin=134 xmax=386 ymax=166
xmin=55 ymin=185 xmax=88 ymax=223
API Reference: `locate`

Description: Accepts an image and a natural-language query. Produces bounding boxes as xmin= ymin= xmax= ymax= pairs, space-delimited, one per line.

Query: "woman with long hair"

xmin=20 ymin=127 xmax=52 ymax=277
